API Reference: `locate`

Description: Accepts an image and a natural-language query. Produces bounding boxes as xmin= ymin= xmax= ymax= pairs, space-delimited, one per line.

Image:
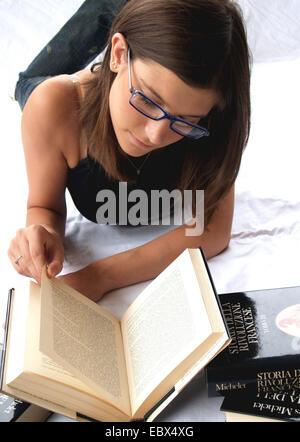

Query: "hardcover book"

xmin=0 ymin=392 xmax=51 ymax=422
xmin=1 ymin=248 xmax=230 ymax=422
xmin=0 ymin=340 xmax=51 ymax=422
xmin=206 ymin=286 xmax=300 ymax=397
xmin=221 ymin=389 xmax=300 ymax=422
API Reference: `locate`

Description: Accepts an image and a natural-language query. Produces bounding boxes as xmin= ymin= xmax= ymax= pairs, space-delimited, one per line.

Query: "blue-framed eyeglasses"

xmin=127 ymin=49 xmax=210 ymax=140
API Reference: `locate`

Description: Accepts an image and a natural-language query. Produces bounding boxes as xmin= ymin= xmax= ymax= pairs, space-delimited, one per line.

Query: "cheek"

xmin=109 ymin=77 xmax=183 ymax=147
xmin=109 ymin=81 xmax=123 ymax=128
xmin=166 ymin=130 xmax=183 ymax=145
xmin=109 ymin=77 xmax=138 ymax=130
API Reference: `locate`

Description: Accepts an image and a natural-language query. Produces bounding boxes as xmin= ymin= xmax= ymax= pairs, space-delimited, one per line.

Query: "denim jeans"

xmin=15 ymin=0 xmax=128 ymax=110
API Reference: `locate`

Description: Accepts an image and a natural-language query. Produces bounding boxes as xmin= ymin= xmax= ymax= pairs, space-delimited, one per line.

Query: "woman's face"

xmin=109 ymin=47 xmax=219 ymax=157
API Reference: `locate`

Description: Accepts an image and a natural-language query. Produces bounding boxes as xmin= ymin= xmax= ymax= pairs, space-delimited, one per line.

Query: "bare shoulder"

xmin=22 ymin=74 xmax=87 ymax=167
xmin=23 ymin=74 xmax=78 ymax=123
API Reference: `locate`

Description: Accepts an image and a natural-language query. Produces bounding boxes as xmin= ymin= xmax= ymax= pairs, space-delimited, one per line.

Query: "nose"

xmin=144 ymin=117 xmax=170 ymax=145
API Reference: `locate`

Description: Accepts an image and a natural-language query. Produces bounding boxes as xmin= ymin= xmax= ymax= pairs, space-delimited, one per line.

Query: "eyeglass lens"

xmin=130 ymin=93 xmax=207 ymax=138
xmin=131 ymin=93 xmax=164 ymax=119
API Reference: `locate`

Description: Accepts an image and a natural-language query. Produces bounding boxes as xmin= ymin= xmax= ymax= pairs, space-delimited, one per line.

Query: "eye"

xmin=178 ymin=116 xmax=200 ymax=125
xmin=138 ymin=95 xmax=156 ymax=109
xmin=189 ymin=118 xmax=200 ymax=125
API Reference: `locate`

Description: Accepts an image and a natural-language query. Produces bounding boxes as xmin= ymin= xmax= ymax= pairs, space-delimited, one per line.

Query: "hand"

xmin=8 ymin=224 xmax=64 ymax=285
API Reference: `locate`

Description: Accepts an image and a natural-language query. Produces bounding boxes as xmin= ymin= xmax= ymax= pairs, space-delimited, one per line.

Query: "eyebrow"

xmin=139 ymin=78 xmax=206 ymax=119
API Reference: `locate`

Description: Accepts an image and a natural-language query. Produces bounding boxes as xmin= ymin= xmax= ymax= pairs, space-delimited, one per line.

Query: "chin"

xmin=118 ymin=143 xmax=145 ymax=157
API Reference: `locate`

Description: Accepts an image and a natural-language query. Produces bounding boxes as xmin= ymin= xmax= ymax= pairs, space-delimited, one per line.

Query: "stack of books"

xmin=206 ymin=286 xmax=300 ymax=422
xmin=0 ymin=392 xmax=51 ymax=422
xmin=0 ymin=344 xmax=51 ymax=422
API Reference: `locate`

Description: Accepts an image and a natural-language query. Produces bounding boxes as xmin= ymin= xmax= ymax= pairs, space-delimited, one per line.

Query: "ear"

xmin=110 ymin=33 xmax=128 ymax=73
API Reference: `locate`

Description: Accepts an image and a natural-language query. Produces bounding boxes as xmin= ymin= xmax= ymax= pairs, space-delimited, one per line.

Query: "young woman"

xmin=8 ymin=0 xmax=251 ymax=301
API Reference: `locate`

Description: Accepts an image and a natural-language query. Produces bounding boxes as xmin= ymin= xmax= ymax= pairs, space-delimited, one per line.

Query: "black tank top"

xmin=66 ymin=141 xmax=185 ymax=225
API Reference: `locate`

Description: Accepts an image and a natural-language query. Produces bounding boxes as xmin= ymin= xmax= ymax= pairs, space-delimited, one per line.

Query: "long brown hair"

xmin=79 ymin=0 xmax=251 ymax=226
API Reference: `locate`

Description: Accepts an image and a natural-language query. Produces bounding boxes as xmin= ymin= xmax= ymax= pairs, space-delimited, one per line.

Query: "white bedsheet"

xmin=1 ymin=0 xmax=300 ymax=422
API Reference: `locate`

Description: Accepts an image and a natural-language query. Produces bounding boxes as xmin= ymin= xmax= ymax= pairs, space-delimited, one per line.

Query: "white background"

xmin=0 ymin=0 xmax=300 ymax=421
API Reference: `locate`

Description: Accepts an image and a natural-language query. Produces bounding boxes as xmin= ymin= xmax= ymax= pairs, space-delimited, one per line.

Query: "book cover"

xmin=221 ymin=389 xmax=300 ymax=422
xmin=0 ymin=290 xmax=13 ymax=391
xmin=1 ymin=335 xmax=51 ymax=422
xmin=206 ymin=286 xmax=300 ymax=396
xmin=0 ymin=392 xmax=31 ymax=423
xmin=0 ymin=392 xmax=51 ymax=422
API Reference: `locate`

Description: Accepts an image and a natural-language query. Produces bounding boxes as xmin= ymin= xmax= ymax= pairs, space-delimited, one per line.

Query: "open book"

xmin=1 ymin=248 xmax=230 ymax=422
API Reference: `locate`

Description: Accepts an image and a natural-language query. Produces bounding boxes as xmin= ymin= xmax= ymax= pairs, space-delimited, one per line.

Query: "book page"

xmin=39 ymin=270 xmax=131 ymax=415
xmin=5 ymin=283 xmax=99 ymax=410
xmin=24 ymin=282 xmax=91 ymax=389
xmin=121 ymin=249 xmax=212 ymax=414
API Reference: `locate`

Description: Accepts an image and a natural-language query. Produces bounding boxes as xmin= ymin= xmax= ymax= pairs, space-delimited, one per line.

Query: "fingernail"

xmin=49 ymin=268 xmax=56 ymax=278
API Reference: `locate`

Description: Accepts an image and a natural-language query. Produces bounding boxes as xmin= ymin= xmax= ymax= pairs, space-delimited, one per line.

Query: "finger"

xmin=46 ymin=240 xmax=64 ymax=278
xmin=8 ymin=237 xmax=21 ymax=263
xmin=26 ymin=225 xmax=63 ymax=279
xmin=28 ymin=241 xmax=47 ymax=283
xmin=16 ymin=232 xmax=41 ymax=283
xmin=8 ymin=251 xmax=30 ymax=278
xmin=26 ymin=226 xmax=52 ymax=283
xmin=47 ymin=261 xmax=63 ymax=278
xmin=8 ymin=238 xmax=30 ymax=277
xmin=8 ymin=238 xmax=19 ymax=265
xmin=23 ymin=254 xmax=42 ymax=284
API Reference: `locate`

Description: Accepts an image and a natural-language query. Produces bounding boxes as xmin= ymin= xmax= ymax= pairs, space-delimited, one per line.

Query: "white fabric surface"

xmin=1 ymin=0 xmax=300 ymax=422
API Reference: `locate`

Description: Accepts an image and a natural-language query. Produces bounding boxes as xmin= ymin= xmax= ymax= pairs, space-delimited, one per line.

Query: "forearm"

xmin=96 ymin=187 xmax=234 ymax=295
xmin=96 ymin=222 xmax=230 ymax=295
xmin=60 ymin=187 xmax=234 ymax=302
xmin=26 ymin=206 xmax=66 ymax=238
xmin=59 ymin=221 xmax=230 ymax=302
xmin=98 ymin=229 xmax=185 ymax=292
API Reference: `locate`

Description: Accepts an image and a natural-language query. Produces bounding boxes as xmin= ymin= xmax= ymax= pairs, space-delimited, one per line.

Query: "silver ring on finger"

xmin=14 ymin=255 xmax=23 ymax=265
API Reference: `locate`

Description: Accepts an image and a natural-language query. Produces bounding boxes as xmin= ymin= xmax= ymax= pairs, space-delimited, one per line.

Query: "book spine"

xmin=0 ymin=290 xmax=13 ymax=390
xmin=221 ymin=390 xmax=300 ymax=422
xmin=0 ymin=394 xmax=31 ymax=423
xmin=143 ymin=386 xmax=175 ymax=422
xmin=207 ymin=361 xmax=300 ymax=397
xmin=198 ymin=247 xmax=231 ymax=339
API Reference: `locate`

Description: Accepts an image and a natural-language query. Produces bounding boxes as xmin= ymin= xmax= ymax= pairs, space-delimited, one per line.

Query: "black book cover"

xmin=198 ymin=247 xmax=231 ymax=340
xmin=221 ymin=389 xmax=300 ymax=422
xmin=0 ymin=290 xmax=32 ymax=422
xmin=0 ymin=392 xmax=32 ymax=423
xmin=0 ymin=289 xmax=13 ymax=391
xmin=206 ymin=286 xmax=300 ymax=396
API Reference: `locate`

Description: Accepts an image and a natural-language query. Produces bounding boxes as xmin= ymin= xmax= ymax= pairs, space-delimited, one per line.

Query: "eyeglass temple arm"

xmin=127 ymin=47 xmax=135 ymax=93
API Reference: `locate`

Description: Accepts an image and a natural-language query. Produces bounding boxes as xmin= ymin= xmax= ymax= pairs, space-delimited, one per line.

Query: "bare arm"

xmin=60 ymin=185 xmax=234 ymax=301
xmin=8 ymin=77 xmax=78 ymax=283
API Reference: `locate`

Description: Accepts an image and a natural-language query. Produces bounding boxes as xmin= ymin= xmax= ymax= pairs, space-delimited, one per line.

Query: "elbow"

xmin=183 ymin=220 xmax=232 ymax=259
xmin=209 ymin=235 xmax=230 ymax=259
xmin=218 ymin=234 xmax=231 ymax=254
xmin=221 ymin=229 xmax=231 ymax=252
xmin=216 ymin=225 xmax=232 ymax=253
xmin=198 ymin=230 xmax=231 ymax=260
